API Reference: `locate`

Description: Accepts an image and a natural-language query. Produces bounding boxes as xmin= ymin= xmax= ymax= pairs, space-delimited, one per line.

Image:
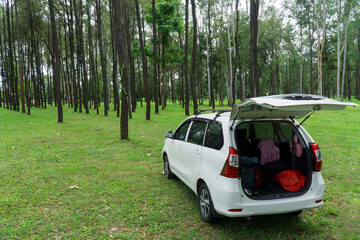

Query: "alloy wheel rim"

xmin=200 ymin=188 xmax=210 ymax=217
xmin=164 ymin=158 xmax=169 ymax=176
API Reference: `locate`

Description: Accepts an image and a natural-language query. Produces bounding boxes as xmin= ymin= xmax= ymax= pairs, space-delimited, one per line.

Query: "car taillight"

xmin=221 ymin=147 xmax=239 ymax=178
xmin=312 ymin=143 xmax=322 ymax=172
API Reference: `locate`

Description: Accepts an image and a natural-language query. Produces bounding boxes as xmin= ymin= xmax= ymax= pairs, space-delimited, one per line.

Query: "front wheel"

xmin=198 ymin=183 xmax=216 ymax=223
xmin=163 ymin=154 xmax=174 ymax=179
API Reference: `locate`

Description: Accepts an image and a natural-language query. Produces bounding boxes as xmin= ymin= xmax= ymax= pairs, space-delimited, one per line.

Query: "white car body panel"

xmin=162 ymin=94 xmax=357 ymax=220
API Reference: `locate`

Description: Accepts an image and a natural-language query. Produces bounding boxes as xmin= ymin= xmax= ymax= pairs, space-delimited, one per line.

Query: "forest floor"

xmin=0 ymin=100 xmax=359 ymax=239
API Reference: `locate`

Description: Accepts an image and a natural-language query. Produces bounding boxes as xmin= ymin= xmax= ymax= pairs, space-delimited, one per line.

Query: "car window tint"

xmin=204 ymin=121 xmax=224 ymax=150
xmin=187 ymin=121 xmax=207 ymax=145
xmin=254 ymin=122 xmax=279 ymax=142
xmin=174 ymin=122 xmax=191 ymax=141
xmin=279 ymin=122 xmax=294 ymax=141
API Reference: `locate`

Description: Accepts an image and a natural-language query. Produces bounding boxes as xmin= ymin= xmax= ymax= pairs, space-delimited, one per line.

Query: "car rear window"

xmin=254 ymin=122 xmax=278 ymax=141
xmin=204 ymin=121 xmax=224 ymax=150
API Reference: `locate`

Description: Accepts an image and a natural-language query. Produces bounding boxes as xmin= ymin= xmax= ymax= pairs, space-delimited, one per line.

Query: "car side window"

xmin=174 ymin=122 xmax=191 ymax=141
xmin=204 ymin=121 xmax=224 ymax=150
xmin=187 ymin=121 xmax=207 ymax=145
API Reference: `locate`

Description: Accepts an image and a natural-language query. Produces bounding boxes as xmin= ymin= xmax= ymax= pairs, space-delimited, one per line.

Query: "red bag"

xmin=275 ymin=170 xmax=308 ymax=192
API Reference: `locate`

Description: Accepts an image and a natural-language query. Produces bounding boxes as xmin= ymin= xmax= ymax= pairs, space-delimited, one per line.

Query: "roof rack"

xmin=194 ymin=109 xmax=231 ymax=120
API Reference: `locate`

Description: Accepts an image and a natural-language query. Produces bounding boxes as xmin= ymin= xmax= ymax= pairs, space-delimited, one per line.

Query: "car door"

xmin=170 ymin=121 xmax=191 ymax=174
xmin=180 ymin=120 xmax=208 ymax=189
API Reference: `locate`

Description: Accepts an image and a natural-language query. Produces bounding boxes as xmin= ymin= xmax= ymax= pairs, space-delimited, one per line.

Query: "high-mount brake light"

xmin=312 ymin=143 xmax=322 ymax=172
xmin=220 ymin=147 xmax=239 ymax=178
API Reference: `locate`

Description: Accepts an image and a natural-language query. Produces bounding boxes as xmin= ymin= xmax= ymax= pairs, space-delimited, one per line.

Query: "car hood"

xmin=230 ymin=94 xmax=358 ymax=120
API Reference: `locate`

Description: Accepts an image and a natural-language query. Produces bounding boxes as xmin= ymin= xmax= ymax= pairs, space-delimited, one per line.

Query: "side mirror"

xmin=166 ymin=131 xmax=173 ymax=138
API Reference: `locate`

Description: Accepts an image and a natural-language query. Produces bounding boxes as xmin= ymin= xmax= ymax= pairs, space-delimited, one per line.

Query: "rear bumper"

xmin=210 ymin=172 xmax=325 ymax=217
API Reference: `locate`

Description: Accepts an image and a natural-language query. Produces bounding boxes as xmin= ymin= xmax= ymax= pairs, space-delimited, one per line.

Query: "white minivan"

xmin=162 ymin=94 xmax=358 ymax=222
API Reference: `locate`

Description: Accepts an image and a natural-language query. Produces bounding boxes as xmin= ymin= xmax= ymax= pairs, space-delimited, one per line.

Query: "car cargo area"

xmin=235 ymin=121 xmax=312 ymax=200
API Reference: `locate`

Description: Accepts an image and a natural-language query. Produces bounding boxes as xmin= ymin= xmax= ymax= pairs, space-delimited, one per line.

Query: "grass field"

xmin=0 ymin=100 xmax=359 ymax=239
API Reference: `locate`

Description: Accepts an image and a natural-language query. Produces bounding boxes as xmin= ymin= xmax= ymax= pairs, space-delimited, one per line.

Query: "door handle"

xmin=178 ymin=144 xmax=182 ymax=151
xmin=195 ymin=148 xmax=200 ymax=155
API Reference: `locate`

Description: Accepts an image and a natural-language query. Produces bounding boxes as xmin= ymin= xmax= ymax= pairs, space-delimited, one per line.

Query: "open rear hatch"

xmin=232 ymin=94 xmax=358 ymax=200
xmin=231 ymin=94 xmax=358 ymax=120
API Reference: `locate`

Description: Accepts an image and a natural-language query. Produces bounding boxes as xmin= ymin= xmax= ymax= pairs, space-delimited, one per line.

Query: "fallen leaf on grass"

xmin=110 ymin=227 xmax=119 ymax=233
xmin=68 ymin=185 xmax=79 ymax=189
xmin=146 ymin=153 xmax=151 ymax=157
xmin=160 ymin=170 xmax=164 ymax=174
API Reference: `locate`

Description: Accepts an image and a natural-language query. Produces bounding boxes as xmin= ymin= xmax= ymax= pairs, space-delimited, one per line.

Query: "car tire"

xmin=198 ymin=183 xmax=216 ymax=223
xmin=163 ymin=154 xmax=174 ymax=179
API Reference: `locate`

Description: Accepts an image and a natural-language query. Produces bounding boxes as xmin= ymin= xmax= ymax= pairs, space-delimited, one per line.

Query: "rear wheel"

xmin=163 ymin=154 xmax=174 ymax=179
xmin=198 ymin=183 xmax=216 ymax=223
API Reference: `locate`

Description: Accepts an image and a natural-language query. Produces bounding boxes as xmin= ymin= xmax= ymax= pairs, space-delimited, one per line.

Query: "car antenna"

xmin=298 ymin=110 xmax=315 ymax=128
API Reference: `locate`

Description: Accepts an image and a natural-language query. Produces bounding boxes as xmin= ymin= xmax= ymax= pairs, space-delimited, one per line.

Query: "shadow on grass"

xmin=167 ymin=177 xmax=323 ymax=239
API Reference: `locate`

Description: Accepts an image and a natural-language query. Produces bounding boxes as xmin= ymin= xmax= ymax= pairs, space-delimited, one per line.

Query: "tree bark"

xmin=87 ymin=0 xmax=99 ymax=113
xmin=49 ymin=0 xmax=63 ymax=122
xmin=311 ymin=0 xmax=326 ymax=96
xmin=96 ymin=0 xmax=109 ymax=116
xmin=15 ymin=0 xmax=25 ymax=113
xmin=68 ymin=0 xmax=78 ymax=112
xmin=341 ymin=4 xmax=350 ymax=101
xmin=190 ymin=0 xmax=198 ymax=114
xmin=6 ymin=0 xmax=16 ymax=110
xmin=249 ymin=0 xmax=260 ymax=97
xmin=207 ymin=0 xmax=215 ymax=109
xmin=152 ymin=0 xmax=159 ymax=114
xmin=184 ymin=0 xmax=190 ymax=115
xmin=232 ymin=0 xmax=240 ymax=105
xmin=113 ymin=0 xmax=129 ymax=139
xmin=135 ymin=0 xmax=150 ymax=120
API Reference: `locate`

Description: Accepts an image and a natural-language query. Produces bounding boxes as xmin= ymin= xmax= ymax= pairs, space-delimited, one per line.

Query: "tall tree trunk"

xmin=152 ymin=0 xmax=159 ymax=114
xmin=113 ymin=0 xmax=129 ymax=139
xmin=87 ymin=0 xmax=99 ymax=113
xmin=207 ymin=0 xmax=214 ymax=109
xmin=249 ymin=0 xmax=260 ymax=97
xmin=49 ymin=0 xmax=63 ymax=122
xmin=135 ymin=0 xmax=150 ymax=120
xmin=205 ymin=10 xmax=211 ymax=105
xmin=77 ymin=0 xmax=89 ymax=113
xmin=184 ymin=0 xmax=190 ymax=115
xmin=6 ymin=0 xmax=16 ymax=110
xmin=123 ymin=4 xmax=134 ymax=118
xmin=309 ymin=17 xmax=314 ymax=94
xmin=232 ymin=0 xmax=240 ymax=105
xmin=74 ymin=0 xmax=82 ymax=113
xmin=178 ymin=32 xmax=184 ymax=107
xmin=109 ymin=0 xmax=119 ymax=117
xmin=341 ymin=5 xmax=350 ymax=101
xmin=161 ymin=42 xmax=166 ymax=110
xmin=68 ymin=0 xmax=78 ymax=112
xmin=190 ymin=0 xmax=198 ymax=114
xmin=227 ymin=12 xmax=233 ymax=105
xmin=311 ymin=0 xmax=326 ymax=96
xmin=15 ymin=0 xmax=25 ymax=113
xmin=96 ymin=0 xmax=109 ymax=116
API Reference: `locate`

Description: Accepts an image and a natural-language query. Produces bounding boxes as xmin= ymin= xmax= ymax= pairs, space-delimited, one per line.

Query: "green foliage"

xmin=144 ymin=0 xmax=183 ymax=46
xmin=0 ymin=101 xmax=359 ymax=238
